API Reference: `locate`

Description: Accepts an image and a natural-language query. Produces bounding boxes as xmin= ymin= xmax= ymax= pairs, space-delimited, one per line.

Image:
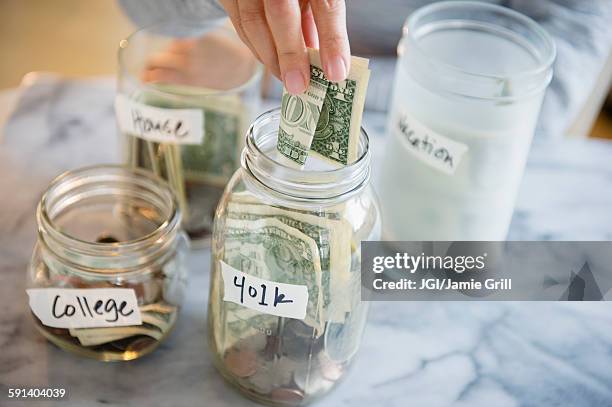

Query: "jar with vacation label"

xmin=117 ymin=22 xmax=263 ymax=246
xmin=207 ymin=109 xmax=381 ymax=406
xmin=378 ymin=1 xmax=555 ymax=241
xmin=27 ymin=165 xmax=189 ymax=361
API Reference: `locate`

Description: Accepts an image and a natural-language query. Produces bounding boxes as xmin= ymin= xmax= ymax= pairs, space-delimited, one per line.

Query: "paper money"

xmin=68 ymin=305 xmax=177 ymax=346
xmin=223 ymin=217 xmax=324 ymax=333
xmin=277 ymin=49 xmax=330 ymax=168
xmin=311 ymin=52 xmax=370 ymax=166
xmin=277 ymin=49 xmax=370 ymax=168
xmin=226 ymin=201 xmax=352 ymax=322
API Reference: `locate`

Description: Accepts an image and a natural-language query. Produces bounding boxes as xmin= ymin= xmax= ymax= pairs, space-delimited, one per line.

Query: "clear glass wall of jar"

xmin=117 ymin=22 xmax=263 ymax=246
xmin=27 ymin=165 xmax=189 ymax=361
xmin=208 ymin=109 xmax=381 ymax=406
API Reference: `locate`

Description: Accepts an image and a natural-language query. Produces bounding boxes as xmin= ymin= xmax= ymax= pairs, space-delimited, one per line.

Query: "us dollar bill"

xmin=310 ymin=52 xmax=370 ymax=166
xmin=228 ymin=190 xmax=345 ymax=221
xmin=277 ymin=49 xmax=370 ymax=168
xmin=226 ymin=202 xmax=352 ymax=322
xmin=68 ymin=304 xmax=177 ymax=346
xmin=277 ymin=49 xmax=330 ymax=168
xmin=223 ymin=217 xmax=324 ymax=333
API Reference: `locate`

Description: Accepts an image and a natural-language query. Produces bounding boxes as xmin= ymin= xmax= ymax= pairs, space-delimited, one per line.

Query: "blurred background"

xmin=1 ymin=0 xmax=611 ymax=139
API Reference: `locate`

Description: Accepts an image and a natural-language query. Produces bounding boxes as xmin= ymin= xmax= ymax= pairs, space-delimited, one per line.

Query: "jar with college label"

xmin=208 ymin=109 xmax=381 ymax=406
xmin=117 ymin=22 xmax=262 ymax=246
xmin=379 ymin=1 xmax=555 ymax=240
xmin=27 ymin=165 xmax=188 ymax=361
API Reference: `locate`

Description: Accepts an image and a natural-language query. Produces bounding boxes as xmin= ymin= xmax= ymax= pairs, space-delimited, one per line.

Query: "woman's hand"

xmin=219 ymin=0 xmax=350 ymax=94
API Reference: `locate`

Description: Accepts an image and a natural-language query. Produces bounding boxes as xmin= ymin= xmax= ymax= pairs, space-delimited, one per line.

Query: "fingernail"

xmin=325 ymin=56 xmax=347 ymax=82
xmin=285 ymin=70 xmax=306 ymax=94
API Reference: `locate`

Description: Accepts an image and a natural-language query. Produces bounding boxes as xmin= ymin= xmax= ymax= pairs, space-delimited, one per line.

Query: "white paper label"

xmin=220 ymin=261 xmax=308 ymax=320
xmin=394 ymin=108 xmax=468 ymax=175
xmin=115 ymin=94 xmax=204 ymax=144
xmin=26 ymin=288 xmax=142 ymax=329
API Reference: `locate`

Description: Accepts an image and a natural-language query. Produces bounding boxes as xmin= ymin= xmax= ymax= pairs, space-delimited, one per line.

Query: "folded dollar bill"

xmin=277 ymin=49 xmax=370 ymax=169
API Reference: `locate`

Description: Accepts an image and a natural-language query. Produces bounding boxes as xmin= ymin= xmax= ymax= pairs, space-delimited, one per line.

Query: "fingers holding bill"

xmin=219 ymin=0 xmax=351 ymax=90
xmin=264 ymin=0 xmax=309 ymax=94
xmin=236 ymin=0 xmax=282 ymax=78
xmin=310 ymin=0 xmax=350 ymax=82
xmin=300 ymin=3 xmax=319 ymax=49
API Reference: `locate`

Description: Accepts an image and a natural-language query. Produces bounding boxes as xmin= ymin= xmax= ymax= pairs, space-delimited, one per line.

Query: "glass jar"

xmin=208 ymin=109 xmax=380 ymax=405
xmin=117 ymin=22 xmax=263 ymax=246
xmin=378 ymin=1 xmax=555 ymax=240
xmin=27 ymin=165 xmax=189 ymax=361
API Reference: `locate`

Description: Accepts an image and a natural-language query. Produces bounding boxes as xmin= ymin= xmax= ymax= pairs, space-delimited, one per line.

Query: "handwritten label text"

xmin=26 ymin=288 xmax=142 ymax=329
xmin=220 ymin=261 xmax=308 ymax=319
xmin=115 ymin=95 xmax=204 ymax=144
xmin=395 ymin=109 xmax=468 ymax=175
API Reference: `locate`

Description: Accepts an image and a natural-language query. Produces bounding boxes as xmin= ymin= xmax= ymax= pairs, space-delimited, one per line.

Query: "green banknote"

xmin=277 ymin=57 xmax=329 ymax=168
xmin=180 ymin=97 xmax=246 ymax=187
xmin=223 ymin=217 xmax=324 ymax=333
xmin=226 ymin=202 xmax=352 ymax=323
xmin=277 ymin=49 xmax=370 ymax=168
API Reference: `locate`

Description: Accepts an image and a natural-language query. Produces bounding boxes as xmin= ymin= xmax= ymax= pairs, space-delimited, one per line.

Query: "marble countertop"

xmin=1 ymin=77 xmax=612 ymax=406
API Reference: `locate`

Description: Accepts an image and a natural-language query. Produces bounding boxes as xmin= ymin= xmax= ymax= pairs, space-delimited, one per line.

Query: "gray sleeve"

xmin=118 ymin=0 xmax=227 ymax=36
xmin=505 ymin=0 xmax=612 ymax=139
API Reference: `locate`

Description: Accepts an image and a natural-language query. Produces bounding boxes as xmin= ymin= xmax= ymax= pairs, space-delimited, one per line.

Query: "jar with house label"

xmin=207 ymin=109 xmax=381 ymax=406
xmin=117 ymin=22 xmax=262 ymax=246
xmin=27 ymin=165 xmax=188 ymax=361
xmin=378 ymin=1 xmax=556 ymax=240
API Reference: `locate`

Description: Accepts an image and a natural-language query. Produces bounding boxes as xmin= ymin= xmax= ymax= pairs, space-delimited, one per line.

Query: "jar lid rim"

xmin=242 ymin=108 xmax=372 ymax=202
xmin=38 ymin=164 xmax=182 ymax=266
xmin=403 ymin=1 xmax=556 ymax=101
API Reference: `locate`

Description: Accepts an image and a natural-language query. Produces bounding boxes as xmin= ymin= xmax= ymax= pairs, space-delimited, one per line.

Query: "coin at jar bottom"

xmin=281 ymin=320 xmax=322 ymax=360
xmin=247 ymin=357 xmax=297 ymax=394
xmin=270 ymin=388 xmax=305 ymax=405
xmin=292 ymin=366 xmax=335 ymax=396
xmin=125 ymin=337 xmax=157 ymax=354
xmin=225 ymin=347 xmax=258 ymax=378
xmin=319 ymin=352 xmax=344 ymax=382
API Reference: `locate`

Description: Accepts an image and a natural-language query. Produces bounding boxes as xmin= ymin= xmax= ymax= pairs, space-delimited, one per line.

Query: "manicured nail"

xmin=284 ymin=70 xmax=306 ymax=94
xmin=325 ymin=56 xmax=347 ymax=82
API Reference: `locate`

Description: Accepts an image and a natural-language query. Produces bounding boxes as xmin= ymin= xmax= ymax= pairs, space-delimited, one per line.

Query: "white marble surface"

xmin=1 ymin=78 xmax=612 ymax=406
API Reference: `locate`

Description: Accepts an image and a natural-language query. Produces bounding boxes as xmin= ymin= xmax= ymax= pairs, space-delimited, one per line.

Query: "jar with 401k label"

xmin=27 ymin=165 xmax=189 ymax=361
xmin=208 ymin=109 xmax=381 ymax=406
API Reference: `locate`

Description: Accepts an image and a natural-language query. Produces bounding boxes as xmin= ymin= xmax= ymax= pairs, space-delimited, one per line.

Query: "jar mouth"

xmin=242 ymin=108 xmax=371 ymax=203
xmin=37 ymin=165 xmax=182 ymax=273
xmin=404 ymin=1 xmax=556 ymax=101
xmin=118 ymin=21 xmax=263 ymax=101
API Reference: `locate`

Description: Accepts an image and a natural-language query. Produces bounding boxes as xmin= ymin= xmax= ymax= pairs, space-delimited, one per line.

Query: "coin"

xmin=248 ymin=368 xmax=276 ymax=394
xmin=125 ymin=337 xmax=155 ymax=353
xmin=270 ymin=387 xmax=304 ymax=404
xmin=96 ymin=235 xmax=119 ymax=243
xmin=225 ymin=348 xmax=257 ymax=378
xmin=281 ymin=320 xmax=322 ymax=360
xmin=319 ymin=353 xmax=343 ymax=381
xmin=292 ymin=357 xmax=337 ymax=396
